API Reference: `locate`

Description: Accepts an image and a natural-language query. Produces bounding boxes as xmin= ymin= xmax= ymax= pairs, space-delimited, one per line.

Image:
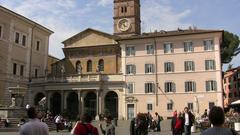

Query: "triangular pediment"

xmin=62 ymin=28 xmax=117 ymax=48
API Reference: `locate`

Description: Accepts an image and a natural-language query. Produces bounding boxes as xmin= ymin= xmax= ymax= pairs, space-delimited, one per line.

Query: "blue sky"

xmin=0 ymin=0 xmax=239 ymax=70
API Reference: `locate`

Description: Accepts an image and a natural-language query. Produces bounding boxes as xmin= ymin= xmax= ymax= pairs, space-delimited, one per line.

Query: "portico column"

xmin=63 ymin=91 xmax=67 ymax=110
xmin=78 ymin=90 xmax=82 ymax=116
xmin=96 ymin=90 xmax=99 ymax=116
xmin=99 ymin=90 xmax=102 ymax=114
xmin=46 ymin=91 xmax=51 ymax=111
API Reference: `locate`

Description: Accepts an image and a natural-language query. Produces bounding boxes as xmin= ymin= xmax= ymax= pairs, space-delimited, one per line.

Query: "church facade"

xmin=30 ymin=0 xmax=223 ymax=119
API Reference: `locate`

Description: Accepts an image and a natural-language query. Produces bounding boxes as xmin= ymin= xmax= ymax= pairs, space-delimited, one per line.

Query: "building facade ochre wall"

xmin=0 ymin=5 xmax=53 ymax=106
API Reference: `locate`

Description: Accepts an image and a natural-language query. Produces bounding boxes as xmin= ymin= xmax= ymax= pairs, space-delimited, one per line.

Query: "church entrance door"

xmin=105 ymin=91 xmax=118 ymax=118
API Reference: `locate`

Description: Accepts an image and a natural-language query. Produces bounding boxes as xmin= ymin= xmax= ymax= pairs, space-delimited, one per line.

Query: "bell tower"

xmin=113 ymin=0 xmax=141 ymax=36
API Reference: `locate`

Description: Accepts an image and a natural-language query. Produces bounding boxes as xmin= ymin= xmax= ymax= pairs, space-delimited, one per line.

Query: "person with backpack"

xmin=99 ymin=115 xmax=115 ymax=135
xmin=71 ymin=113 xmax=99 ymax=135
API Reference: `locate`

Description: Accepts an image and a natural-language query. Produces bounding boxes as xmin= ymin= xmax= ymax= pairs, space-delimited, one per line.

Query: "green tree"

xmin=221 ymin=31 xmax=240 ymax=63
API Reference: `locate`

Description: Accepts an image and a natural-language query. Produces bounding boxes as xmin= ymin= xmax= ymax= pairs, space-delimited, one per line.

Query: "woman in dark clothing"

xmin=174 ymin=112 xmax=184 ymax=135
xmin=171 ymin=111 xmax=177 ymax=135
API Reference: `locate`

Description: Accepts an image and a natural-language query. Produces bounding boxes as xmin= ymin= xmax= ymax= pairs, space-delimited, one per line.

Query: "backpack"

xmin=82 ymin=124 xmax=93 ymax=135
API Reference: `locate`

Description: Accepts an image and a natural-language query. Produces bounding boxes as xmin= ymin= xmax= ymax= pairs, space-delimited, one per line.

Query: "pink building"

xmin=223 ymin=67 xmax=240 ymax=107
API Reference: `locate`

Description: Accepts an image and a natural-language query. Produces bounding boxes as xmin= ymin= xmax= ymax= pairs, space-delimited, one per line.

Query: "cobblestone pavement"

xmin=0 ymin=120 xmax=202 ymax=135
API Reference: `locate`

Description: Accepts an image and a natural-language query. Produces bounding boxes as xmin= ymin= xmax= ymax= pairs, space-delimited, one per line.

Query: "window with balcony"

xmin=0 ymin=24 xmax=3 ymax=39
xmin=145 ymin=82 xmax=154 ymax=93
xmin=22 ymin=35 xmax=26 ymax=46
xmin=87 ymin=60 xmax=92 ymax=72
xmin=127 ymin=83 xmax=134 ymax=94
xmin=185 ymin=81 xmax=196 ymax=92
xmin=205 ymin=60 xmax=216 ymax=70
xmin=209 ymin=102 xmax=215 ymax=109
xmin=147 ymin=103 xmax=153 ymax=112
xmin=164 ymin=43 xmax=173 ymax=53
xmin=13 ymin=63 xmax=17 ymax=75
xmin=126 ymin=46 xmax=135 ymax=56
xmin=20 ymin=65 xmax=24 ymax=76
xmin=35 ymin=69 xmax=38 ymax=78
xmin=126 ymin=64 xmax=136 ymax=75
xmin=98 ymin=59 xmax=104 ymax=72
xmin=204 ymin=39 xmax=214 ymax=51
xmin=187 ymin=103 xmax=194 ymax=111
xmin=145 ymin=64 xmax=154 ymax=74
xmin=184 ymin=61 xmax=195 ymax=71
xmin=206 ymin=80 xmax=217 ymax=91
xmin=167 ymin=103 xmax=173 ymax=111
xmin=184 ymin=41 xmax=194 ymax=52
xmin=36 ymin=41 xmax=40 ymax=51
xmin=165 ymin=82 xmax=175 ymax=93
xmin=164 ymin=62 xmax=174 ymax=72
xmin=15 ymin=32 xmax=20 ymax=44
xmin=146 ymin=44 xmax=154 ymax=54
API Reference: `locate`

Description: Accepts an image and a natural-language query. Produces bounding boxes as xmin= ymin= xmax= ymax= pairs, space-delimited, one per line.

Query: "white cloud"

xmin=141 ymin=0 xmax=191 ymax=32
xmin=98 ymin=0 xmax=112 ymax=6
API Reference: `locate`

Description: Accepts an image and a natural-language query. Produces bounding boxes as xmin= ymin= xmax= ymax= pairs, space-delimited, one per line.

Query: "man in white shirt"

xmin=183 ymin=107 xmax=194 ymax=135
xmin=19 ymin=107 xmax=49 ymax=135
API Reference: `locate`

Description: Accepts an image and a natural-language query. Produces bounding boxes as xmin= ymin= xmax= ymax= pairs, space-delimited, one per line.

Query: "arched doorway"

xmin=34 ymin=92 xmax=45 ymax=106
xmin=50 ymin=92 xmax=61 ymax=116
xmin=105 ymin=91 xmax=118 ymax=118
xmin=84 ymin=92 xmax=96 ymax=118
xmin=67 ymin=92 xmax=79 ymax=119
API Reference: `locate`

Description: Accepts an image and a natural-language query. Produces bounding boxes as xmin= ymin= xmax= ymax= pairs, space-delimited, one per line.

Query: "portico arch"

xmin=67 ymin=92 xmax=79 ymax=119
xmin=104 ymin=91 xmax=118 ymax=118
xmin=34 ymin=92 xmax=45 ymax=106
xmin=84 ymin=92 xmax=96 ymax=118
xmin=50 ymin=92 xmax=61 ymax=115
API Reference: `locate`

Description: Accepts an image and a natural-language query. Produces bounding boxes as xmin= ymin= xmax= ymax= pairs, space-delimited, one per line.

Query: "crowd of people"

xmin=9 ymin=105 xmax=240 ymax=135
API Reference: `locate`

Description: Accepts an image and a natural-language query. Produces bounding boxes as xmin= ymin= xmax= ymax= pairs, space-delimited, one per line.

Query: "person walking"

xmin=19 ymin=107 xmax=49 ymax=135
xmin=154 ymin=112 xmax=161 ymax=132
xmin=99 ymin=115 xmax=115 ymax=135
xmin=201 ymin=106 xmax=237 ymax=135
xmin=171 ymin=111 xmax=177 ymax=135
xmin=71 ymin=113 xmax=99 ymax=135
xmin=183 ymin=107 xmax=194 ymax=135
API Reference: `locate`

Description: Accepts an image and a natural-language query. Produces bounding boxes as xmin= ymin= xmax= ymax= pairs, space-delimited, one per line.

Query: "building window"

xmin=146 ymin=44 xmax=154 ymax=54
xmin=126 ymin=46 xmax=135 ymax=56
xmin=204 ymin=40 xmax=214 ymax=51
xmin=185 ymin=81 xmax=196 ymax=92
xmin=126 ymin=64 xmax=136 ymax=74
xmin=0 ymin=24 xmax=3 ymax=39
xmin=98 ymin=59 xmax=104 ymax=72
xmin=164 ymin=43 xmax=173 ymax=53
xmin=165 ymin=82 xmax=175 ymax=93
xmin=20 ymin=65 xmax=24 ymax=76
xmin=164 ymin=62 xmax=174 ymax=72
xmin=187 ymin=103 xmax=194 ymax=111
xmin=184 ymin=61 xmax=195 ymax=71
xmin=13 ymin=63 xmax=17 ymax=75
xmin=205 ymin=60 xmax=216 ymax=70
xmin=35 ymin=69 xmax=38 ymax=78
xmin=145 ymin=82 xmax=155 ymax=93
xmin=209 ymin=102 xmax=215 ymax=109
xmin=167 ymin=103 xmax=173 ymax=111
xmin=87 ymin=60 xmax=92 ymax=72
xmin=36 ymin=41 xmax=40 ymax=51
xmin=147 ymin=103 xmax=153 ymax=112
xmin=127 ymin=83 xmax=134 ymax=94
xmin=15 ymin=32 xmax=20 ymax=44
xmin=22 ymin=35 xmax=26 ymax=46
xmin=184 ymin=41 xmax=194 ymax=52
xmin=121 ymin=7 xmax=124 ymax=13
xmin=206 ymin=80 xmax=217 ymax=91
xmin=145 ymin=64 xmax=154 ymax=73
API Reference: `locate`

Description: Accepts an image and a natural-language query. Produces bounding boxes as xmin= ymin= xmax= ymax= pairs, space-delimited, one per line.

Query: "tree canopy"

xmin=221 ymin=31 xmax=240 ymax=63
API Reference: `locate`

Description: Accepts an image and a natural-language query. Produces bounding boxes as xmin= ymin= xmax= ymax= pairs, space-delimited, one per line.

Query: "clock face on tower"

xmin=117 ymin=18 xmax=131 ymax=32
